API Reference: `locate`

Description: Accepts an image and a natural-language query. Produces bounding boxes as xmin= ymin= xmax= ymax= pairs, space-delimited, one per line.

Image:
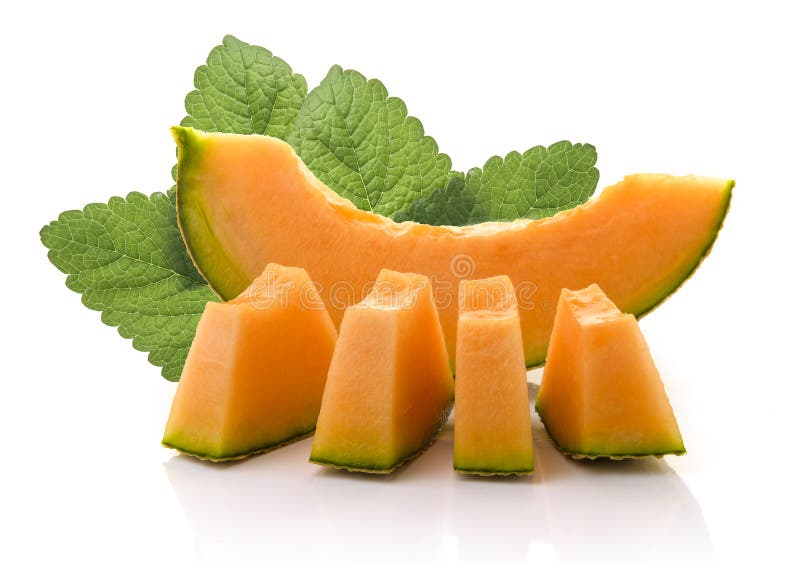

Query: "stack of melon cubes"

xmin=163 ymin=263 xmax=685 ymax=474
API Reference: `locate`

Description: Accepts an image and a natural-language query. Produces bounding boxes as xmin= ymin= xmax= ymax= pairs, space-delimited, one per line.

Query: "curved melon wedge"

xmin=173 ymin=126 xmax=733 ymax=366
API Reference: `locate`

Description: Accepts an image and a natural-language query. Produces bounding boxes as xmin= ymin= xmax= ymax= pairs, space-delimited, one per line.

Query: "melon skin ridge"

xmin=454 ymin=463 xmax=534 ymax=477
xmin=162 ymin=426 xmax=315 ymax=463
xmin=309 ymin=400 xmax=453 ymax=474
xmin=172 ymin=127 xmax=734 ymax=368
xmin=535 ymin=413 xmax=687 ymax=461
xmin=454 ymin=469 xmax=533 ymax=477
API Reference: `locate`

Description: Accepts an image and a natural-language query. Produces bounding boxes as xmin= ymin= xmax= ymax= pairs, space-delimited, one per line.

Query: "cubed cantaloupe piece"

xmin=310 ymin=269 xmax=454 ymax=473
xmin=536 ymin=284 xmax=685 ymax=458
xmin=162 ymin=263 xmax=337 ymax=461
xmin=454 ymin=276 xmax=534 ymax=475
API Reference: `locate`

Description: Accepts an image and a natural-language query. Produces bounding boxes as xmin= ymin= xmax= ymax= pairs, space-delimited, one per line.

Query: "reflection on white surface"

xmin=527 ymin=542 xmax=558 ymax=563
xmin=164 ymin=381 xmax=716 ymax=563
xmin=440 ymin=534 xmax=459 ymax=562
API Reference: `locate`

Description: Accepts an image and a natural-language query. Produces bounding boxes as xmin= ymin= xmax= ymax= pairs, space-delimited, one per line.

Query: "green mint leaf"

xmin=393 ymin=174 xmax=475 ymax=226
xmin=466 ymin=141 xmax=599 ymax=223
xmin=181 ymin=35 xmax=307 ymax=137
xmin=173 ymin=35 xmax=307 ymax=181
xmin=288 ymin=65 xmax=452 ymax=217
xmin=40 ymin=36 xmax=604 ymax=387
xmin=40 ymin=188 xmax=217 ymax=381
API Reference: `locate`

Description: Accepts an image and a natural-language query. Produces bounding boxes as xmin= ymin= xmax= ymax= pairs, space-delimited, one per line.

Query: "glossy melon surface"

xmin=163 ymin=263 xmax=337 ymax=461
xmin=173 ymin=126 xmax=733 ymax=366
xmin=454 ymin=276 xmax=534 ymax=475
xmin=535 ymin=284 xmax=685 ymax=459
xmin=310 ymin=269 xmax=454 ymax=473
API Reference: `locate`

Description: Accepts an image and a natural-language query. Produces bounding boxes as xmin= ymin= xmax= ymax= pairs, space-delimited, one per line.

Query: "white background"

xmin=2 ymin=1 xmax=798 ymax=562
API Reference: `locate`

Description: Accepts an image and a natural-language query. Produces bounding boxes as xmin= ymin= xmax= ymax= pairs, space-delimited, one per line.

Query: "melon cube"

xmin=310 ymin=269 xmax=454 ymax=473
xmin=536 ymin=284 xmax=685 ymax=458
xmin=162 ymin=263 xmax=338 ymax=461
xmin=454 ymin=276 xmax=534 ymax=475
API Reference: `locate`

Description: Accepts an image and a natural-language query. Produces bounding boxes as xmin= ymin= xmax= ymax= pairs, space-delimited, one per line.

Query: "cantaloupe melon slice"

xmin=163 ymin=263 xmax=337 ymax=461
xmin=310 ymin=269 xmax=454 ymax=473
xmin=535 ymin=284 xmax=685 ymax=459
xmin=454 ymin=276 xmax=534 ymax=475
xmin=173 ymin=126 xmax=733 ymax=367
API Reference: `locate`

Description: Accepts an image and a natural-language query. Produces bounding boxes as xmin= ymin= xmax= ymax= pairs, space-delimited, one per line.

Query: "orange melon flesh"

xmin=173 ymin=126 xmax=733 ymax=367
xmin=310 ymin=269 xmax=454 ymax=472
xmin=535 ymin=284 xmax=685 ymax=458
xmin=162 ymin=263 xmax=337 ymax=461
xmin=454 ymin=276 xmax=534 ymax=475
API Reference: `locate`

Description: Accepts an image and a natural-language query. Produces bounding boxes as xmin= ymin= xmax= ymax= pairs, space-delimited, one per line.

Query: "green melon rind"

xmin=309 ymin=400 xmax=453 ymax=474
xmin=454 ymin=464 xmax=534 ymax=476
xmin=163 ymin=425 xmax=315 ymax=463
xmin=172 ymin=126 xmax=252 ymax=301
xmin=535 ymin=406 xmax=686 ymax=460
xmin=453 ymin=442 xmax=534 ymax=475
